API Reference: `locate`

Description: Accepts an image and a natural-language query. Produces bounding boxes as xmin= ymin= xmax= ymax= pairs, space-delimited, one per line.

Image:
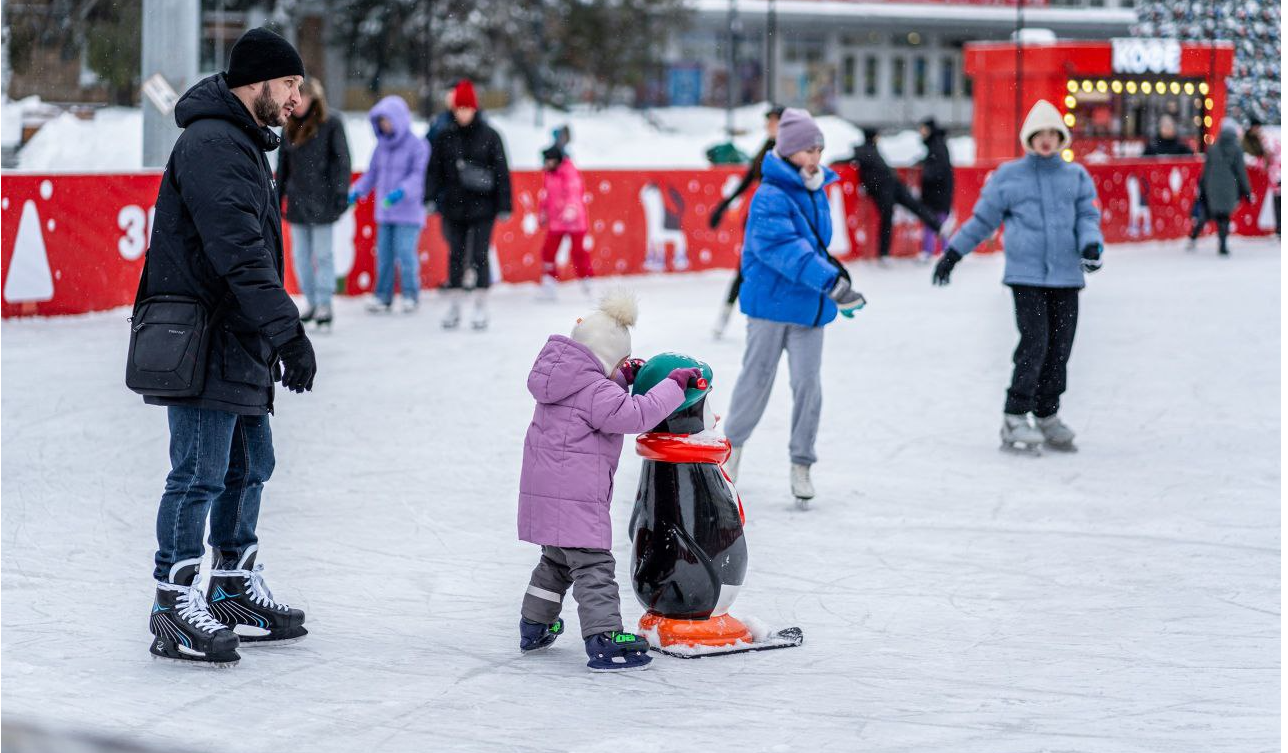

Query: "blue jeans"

xmin=375 ymin=223 xmax=422 ymax=305
xmin=290 ymin=222 xmax=335 ymax=308
xmin=154 ymin=407 xmax=274 ymax=582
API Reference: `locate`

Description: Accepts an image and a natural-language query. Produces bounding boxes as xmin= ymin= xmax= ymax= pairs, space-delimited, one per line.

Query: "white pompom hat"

xmin=572 ymin=290 xmax=638 ymax=375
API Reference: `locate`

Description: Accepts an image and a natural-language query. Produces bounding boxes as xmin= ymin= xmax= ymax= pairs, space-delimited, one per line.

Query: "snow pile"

xmin=12 ymin=99 xmax=975 ymax=172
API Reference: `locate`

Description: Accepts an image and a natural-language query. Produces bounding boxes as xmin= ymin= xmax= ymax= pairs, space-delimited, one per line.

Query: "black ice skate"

xmin=206 ymin=545 xmax=307 ymax=645
xmin=149 ymin=559 xmax=240 ymax=667
xmin=584 ymin=631 xmax=652 ymax=672
xmin=519 ymin=617 xmax=564 ymax=652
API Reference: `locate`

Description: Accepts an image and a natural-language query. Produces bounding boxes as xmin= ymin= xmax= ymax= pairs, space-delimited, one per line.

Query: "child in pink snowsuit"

xmin=515 ymin=291 xmax=701 ymax=671
xmin=538 ymin=146 xmax=591 ymax=291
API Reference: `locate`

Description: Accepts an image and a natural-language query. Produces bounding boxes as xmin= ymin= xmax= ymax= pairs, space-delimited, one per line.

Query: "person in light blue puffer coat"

xmin=932 ymin=100 xmax=1104 ymax=453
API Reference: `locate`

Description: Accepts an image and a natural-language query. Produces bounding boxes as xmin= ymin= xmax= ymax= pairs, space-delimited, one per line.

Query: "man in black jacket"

xmin=852 ymin=126 xmax=944 ymax=264
xmin=138 ymin=28 xmax=315 ymax=666
xmin=425 ymin=79 xmax=512 ymax=330
xmin=917 ymin=118 xmax=955 ymax=261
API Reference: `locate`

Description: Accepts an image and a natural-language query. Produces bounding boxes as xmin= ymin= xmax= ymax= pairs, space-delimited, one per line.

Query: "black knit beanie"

xmin=225 ymin=28 xmax=305 ymax=88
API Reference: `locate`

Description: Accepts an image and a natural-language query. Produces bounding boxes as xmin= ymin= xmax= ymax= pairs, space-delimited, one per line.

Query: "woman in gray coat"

xmin=1188 ymin=121 xmax=1251 ymax=256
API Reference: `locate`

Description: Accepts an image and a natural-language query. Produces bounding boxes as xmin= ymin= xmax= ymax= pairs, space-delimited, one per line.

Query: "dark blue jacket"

xmin=738 ymin=152 xmax=842 ymax=327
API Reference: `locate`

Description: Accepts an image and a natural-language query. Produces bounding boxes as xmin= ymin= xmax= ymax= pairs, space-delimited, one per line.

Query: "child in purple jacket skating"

xmin=516 ymin=291 xmax=701 ymax=672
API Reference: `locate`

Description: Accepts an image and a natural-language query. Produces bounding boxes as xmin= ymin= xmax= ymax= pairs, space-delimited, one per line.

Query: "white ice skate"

xmin=725 ymin=445 xmax=743 ymax=483
xmin=790 ymin=463 xmax=815 ymax=509
xmin=441 ymin=295 xmax=462 ymax=330
xmin=365 ymin=298 xmax=392 ymax=314
xmin=535 ymin=275 xmax=557 ymax=302
xmin=470 ymin=290 xmax=489 ymax=331
xmin=399 ymin=297 xmax=419 ymax=314
xmin=1000 ymin=413 xmax=1044 ymax=456
xmin=1035 ymin=414 xmax=1077 ymax=452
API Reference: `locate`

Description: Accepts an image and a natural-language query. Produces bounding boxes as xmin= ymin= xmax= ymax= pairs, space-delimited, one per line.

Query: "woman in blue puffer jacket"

xmin=932 ymin=99 xmax=1104 ymax=454
xmin=723 ymin=108 xmax=866 ymax=505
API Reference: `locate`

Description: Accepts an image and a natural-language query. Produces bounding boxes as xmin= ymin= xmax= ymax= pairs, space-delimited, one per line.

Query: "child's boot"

xmin=519 ymin=617 xmax=564 ymax=652
xmin=584 ymin=631 xmax=652 ymax=672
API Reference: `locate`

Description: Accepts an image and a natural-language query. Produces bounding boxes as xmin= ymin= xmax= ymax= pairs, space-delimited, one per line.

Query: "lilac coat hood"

xmin=351 ymin=96 xmax=430 ymax=226
xmin=517 ymin=335 xmax=685 ymax=550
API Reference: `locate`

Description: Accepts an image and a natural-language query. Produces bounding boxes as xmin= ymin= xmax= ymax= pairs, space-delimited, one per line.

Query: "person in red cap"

xmin=425 ymin=79 xmax=513 ymax=330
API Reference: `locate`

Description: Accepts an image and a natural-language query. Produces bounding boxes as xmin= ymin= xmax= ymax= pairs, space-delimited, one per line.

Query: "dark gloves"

xmin=619 ymin=358 xmax=646 ymax=385
xmin=277 ymin=334 xmax=316 ymax=393
xmin=666 ymin=367 xmax=705 ymax=391
xmin=1081 ymin=242 xmax=1103 ymax=274
xmin=708 ymin=201 xmax=729 ymax=229
xmin=932 ymin=249 xmax=963 ymax=286
xmin=1240 ymin=191 xmax=1253 ymax=204
xmin=828 ymin=276 xmax=867 ymax=318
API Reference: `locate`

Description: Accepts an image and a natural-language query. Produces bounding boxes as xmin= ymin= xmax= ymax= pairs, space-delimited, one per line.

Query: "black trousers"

xmin=1189 ymin=206 xmax=1231 ymax=254
xmin=442 ymin=217 xmax=495 ymax=289
xmin=876 ymin=184 xmax=943 ymax=258
xmin=725 ymin=269 xmax=744 ymax=305
xmin=1006 ymin=285 xmax=1080 ymax=418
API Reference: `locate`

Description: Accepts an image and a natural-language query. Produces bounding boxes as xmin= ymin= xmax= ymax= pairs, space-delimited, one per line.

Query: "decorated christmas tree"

xmin=1133 ymin=0 xmax=1281 ymax=124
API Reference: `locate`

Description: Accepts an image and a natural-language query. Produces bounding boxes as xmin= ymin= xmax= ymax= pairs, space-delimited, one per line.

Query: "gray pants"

xmin=521 ymin=546 xmax=622 ymax=638
xmin=723 ymin=317 xmax=825 ymax=466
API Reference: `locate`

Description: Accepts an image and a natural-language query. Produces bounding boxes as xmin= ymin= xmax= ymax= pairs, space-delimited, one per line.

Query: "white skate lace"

xmin=167 ymin=577 xmax=225 ymax=634
xmin=244 ymin=564 xmax=290 ymax=611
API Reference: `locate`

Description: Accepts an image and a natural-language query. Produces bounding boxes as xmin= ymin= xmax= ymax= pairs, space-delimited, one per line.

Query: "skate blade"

xmin=151 ymin=654 xmax=239 ymax=669
xmin=1000 ymin=442 xmax=1042 ymax=457
xmin=793 ymin=496 xmax=812 ymax=511
xmin=238 ymin=636 xmax=307 ymax=647
xmin=1043 ymin=441 xmax=1078 ymax=453
xmin=587 ymin=661 xmax=652 ymax=673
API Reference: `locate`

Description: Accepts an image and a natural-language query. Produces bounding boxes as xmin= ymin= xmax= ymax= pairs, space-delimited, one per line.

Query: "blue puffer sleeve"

xmin=1073 ymin=166 xmax=1104 ymax=250
xmin=947 ymin=166 xmax=1009 ymax=256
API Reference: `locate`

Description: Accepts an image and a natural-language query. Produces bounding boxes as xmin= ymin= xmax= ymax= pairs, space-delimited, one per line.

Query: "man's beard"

xmin=253 ymin=87 xmax=285 ymax=127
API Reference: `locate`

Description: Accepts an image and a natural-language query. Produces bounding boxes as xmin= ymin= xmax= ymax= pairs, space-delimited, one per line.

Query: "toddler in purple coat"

xmin=516 ymin=291 xmax=701 ymax=671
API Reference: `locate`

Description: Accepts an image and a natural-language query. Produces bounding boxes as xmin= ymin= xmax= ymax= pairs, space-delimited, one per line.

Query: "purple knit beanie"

xmin=775 ymin=108 xmax=824 ymax=157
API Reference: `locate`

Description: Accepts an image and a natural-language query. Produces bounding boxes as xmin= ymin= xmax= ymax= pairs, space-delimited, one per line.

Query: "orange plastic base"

xmin=639 ymin=611 xmax=754 ymax=648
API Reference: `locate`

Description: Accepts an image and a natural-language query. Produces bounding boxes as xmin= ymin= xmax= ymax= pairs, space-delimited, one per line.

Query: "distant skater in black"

xmin=710 ymin=105 xmax=784 ymax=338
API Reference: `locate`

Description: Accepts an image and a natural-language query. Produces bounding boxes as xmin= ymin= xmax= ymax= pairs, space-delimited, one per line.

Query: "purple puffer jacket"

xmin=518 ymin=335 xmax=685 ymax=550
xmin=351 ymin=96 xmax=429 ymax=227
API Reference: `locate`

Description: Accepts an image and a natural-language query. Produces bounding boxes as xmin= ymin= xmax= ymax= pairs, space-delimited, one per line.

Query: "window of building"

xmin=913 ymin=56 xmax=927 ymax=97
xmin=892 ymin=57 xmax=906 ymax=97
xmin=842 ymin=55 xmax=856 ymax=96
xmin=940 ymin=57 xmax=955 ymax=98
xmin=864 ymin=55 xmax=879 ymax=97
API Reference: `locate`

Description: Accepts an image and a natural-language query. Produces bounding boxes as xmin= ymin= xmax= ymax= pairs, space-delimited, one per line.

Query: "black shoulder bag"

xmin=125 ymin=168 xmax=233 ymax=397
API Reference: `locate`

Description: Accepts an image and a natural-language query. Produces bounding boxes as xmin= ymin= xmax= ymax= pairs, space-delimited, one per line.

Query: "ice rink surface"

xmin=2 ymin=238 xmax=1280 ymax=752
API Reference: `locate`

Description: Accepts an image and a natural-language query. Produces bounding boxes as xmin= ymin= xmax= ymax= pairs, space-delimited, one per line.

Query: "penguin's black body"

xmin=628 ymin=399 xmax=748 ymax=619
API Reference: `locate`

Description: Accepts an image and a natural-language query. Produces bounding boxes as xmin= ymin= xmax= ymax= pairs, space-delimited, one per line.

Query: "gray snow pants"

xmin=723 ymin=317 xmax=825 ymax=466
xmin=521 ymin=546 xmax=622 ymax=638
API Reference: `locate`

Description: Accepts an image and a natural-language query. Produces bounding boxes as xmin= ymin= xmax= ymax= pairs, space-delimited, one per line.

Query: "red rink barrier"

xmin=1 ymin=161 xmax=1271 ymax=318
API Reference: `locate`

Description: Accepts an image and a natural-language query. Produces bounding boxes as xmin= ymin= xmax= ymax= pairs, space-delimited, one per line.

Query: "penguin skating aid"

xmin=628 ymin=353 xmax=804 ymax=658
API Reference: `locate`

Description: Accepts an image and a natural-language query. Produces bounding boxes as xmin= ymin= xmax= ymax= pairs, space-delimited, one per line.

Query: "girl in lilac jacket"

xmin=515 ymin=291 xmax=701 ymax=671
xmin=348 ymin=96 xmax=430 ymax=313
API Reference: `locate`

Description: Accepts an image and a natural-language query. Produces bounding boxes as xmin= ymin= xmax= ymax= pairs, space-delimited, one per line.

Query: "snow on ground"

xmin=1 ymin=237 xmax=1280 ymax=752
xmin=11 ymin=99 xmax=973 ymax=172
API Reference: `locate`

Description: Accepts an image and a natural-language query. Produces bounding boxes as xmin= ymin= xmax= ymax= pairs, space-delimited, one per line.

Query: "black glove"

xmin=277 ymin=334 xmax=316 ymax=393
xmin=708 ymin=201 xmax=728 ymax=229
xmin=828 ymin=276 xmax=867 ymax=318
xmin=1080 ymin=243 xmax=1103 ymax=274
xmin=932 ymin=249 xmax=962 ymax=286
xmin=1239 ymin=192 xmax=1252 ymax=204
